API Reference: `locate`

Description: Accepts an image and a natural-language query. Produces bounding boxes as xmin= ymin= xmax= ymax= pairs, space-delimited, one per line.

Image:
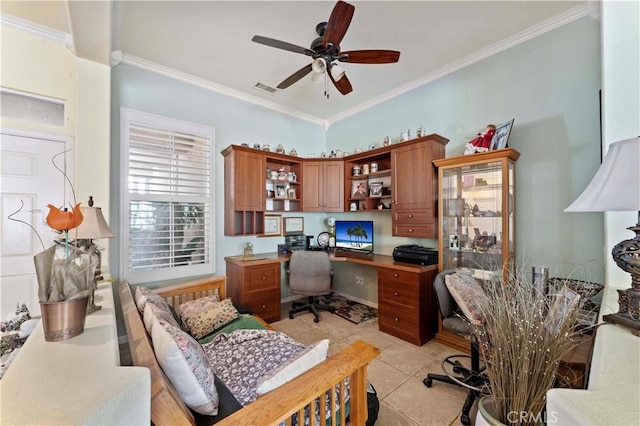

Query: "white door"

xmin=0 ymin=129 xmax=73 ymax=318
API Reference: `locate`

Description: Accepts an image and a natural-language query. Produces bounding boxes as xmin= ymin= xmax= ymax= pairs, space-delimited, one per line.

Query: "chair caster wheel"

xmin=289 ymin=313 xmax=294 ymax=319
xmin=461 ymin=414 xmax=471 ymax=426
xmin=423 ymin=378 xmax=432 ymax=388
xmin=314 ymin=317 xmax=319 ymax=323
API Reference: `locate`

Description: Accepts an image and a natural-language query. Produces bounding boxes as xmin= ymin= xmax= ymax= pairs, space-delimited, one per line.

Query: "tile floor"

xmin=272 ymin=301 xmax=479 ymax=426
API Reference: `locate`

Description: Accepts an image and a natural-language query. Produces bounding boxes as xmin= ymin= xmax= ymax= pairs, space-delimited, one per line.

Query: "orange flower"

xmin=46 ymin=203 xmax=84 ymax=232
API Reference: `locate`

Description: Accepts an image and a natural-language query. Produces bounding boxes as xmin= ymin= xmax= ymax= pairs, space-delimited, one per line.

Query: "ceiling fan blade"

xmin=277 ymin=63 xmax=314 ymax=89
xmin=339 ymin=50 xmax=401 ymax=64
xmin=252 ymin=35 xmax=314 ymax=56
xmin=329 ymin=70 xmax=353 ymax=95
xmin=323 ymin=1 xmax=355 ymax=52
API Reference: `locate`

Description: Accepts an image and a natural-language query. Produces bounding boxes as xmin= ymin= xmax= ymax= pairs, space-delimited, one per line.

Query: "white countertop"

xmin=0 ymin=283 xmax=150 ymax=425
xmin=547 ymin=285 xmax=640 ymax=425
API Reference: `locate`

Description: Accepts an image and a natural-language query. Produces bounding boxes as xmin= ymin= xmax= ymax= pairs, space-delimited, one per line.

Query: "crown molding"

xmin=111 ymin=51 xmax=328 ymax=127
xmin=0 ymin=13 xmax=74 ymax=53
xmin=326 ymin=4 xmax=590 ymax=125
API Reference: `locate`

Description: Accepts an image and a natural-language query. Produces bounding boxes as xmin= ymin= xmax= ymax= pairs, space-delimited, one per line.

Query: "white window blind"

xmin=121 ymin=109 xmax=214 ymax=283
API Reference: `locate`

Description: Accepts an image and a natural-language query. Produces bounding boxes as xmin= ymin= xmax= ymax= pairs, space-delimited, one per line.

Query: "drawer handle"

xmin=408 ymin=214 xmax=414 ymax=218
xmin=262 ymin=276 xmax=266 ymax=280
xmin=394 ymin=292 xmax=399 ymax=296
xmin=262 ymin=305 xmax=266 ymax=309
xmin=408 ymin=228 xmax=414 ymax=233
xmin=394 ymin=273 xmax=399 ymax=278
xmin=394 ymin=317 xmax=399 ymax=322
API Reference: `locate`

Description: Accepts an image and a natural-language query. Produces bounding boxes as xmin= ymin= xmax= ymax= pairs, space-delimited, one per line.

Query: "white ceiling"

xmin=3 ymin=1 xmax=592 ymax=125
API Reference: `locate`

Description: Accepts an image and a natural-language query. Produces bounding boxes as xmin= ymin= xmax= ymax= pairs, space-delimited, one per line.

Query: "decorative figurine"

xmin=464 ymin=124 xmax=496 ymax=155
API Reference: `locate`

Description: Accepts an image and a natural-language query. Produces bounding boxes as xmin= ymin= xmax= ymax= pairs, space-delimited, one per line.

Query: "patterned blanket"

xmin=202 ymin=329 xmax=306 ymax=406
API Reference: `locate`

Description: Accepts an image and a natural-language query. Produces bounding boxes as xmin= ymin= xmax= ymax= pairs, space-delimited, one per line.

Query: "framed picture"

xmin=369 ymin=181 xmax=383 ymax=197
xmin=263 ymin=214 xmax=281 ymax=236
xmin=490 ymin=119 xmax=514 ymax=150
xmin=275 ymin=184 xmax=288 ymax=199
xmin=283 ymin=217 xmax=304 ymax=235
xmin=351 ymin=180 xmax=368 ymax=199
xmin=287 ymin=188 xmax=296 ymax=199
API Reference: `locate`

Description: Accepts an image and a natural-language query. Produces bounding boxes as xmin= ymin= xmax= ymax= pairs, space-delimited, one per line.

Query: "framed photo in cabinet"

xmin=490 ymin=119 xmax=514 ymax=150
xmin=263 ymin=214 xmax=282 ymax=236
xmin=369 ymin=181 xmax=383 ymax=197
xmin=352 ymin=180 xmax=368 ymax=199
xmin=287 ymin=188 xmax=296 ymax=199
xmin=275 ymin=184 xmax=287 ymax=199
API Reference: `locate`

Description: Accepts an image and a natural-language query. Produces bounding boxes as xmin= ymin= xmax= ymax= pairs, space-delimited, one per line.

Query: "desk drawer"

xmin=379 ymin=268 xmax=419 ymax=285
xmin=392 ymin=224 xmax=435 ymax=238
xmin=245 ymin=264 xmax=279 ymax=292
xmin=379 ymin=308 xmax=419 ymax=343
xmin=245 ymin=291 xmax=280 ymax=323
xmin=379 ymin=283 xmax=418 ymax=308
xmin=393 ymin=210 xmax=433 ymax=224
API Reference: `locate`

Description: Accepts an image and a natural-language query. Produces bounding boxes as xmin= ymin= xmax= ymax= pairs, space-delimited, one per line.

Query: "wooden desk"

xmin=225 ymin=252 xmax=438 ymax=345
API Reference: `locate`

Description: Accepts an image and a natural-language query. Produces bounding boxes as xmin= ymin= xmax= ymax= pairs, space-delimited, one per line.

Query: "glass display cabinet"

xmin=433 ymin=148 xmax=520 ymax=277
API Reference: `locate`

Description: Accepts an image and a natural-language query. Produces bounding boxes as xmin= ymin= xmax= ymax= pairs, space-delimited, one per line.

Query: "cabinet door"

xmin=391 ymin=143 xmax=434 ymax=210
xmin=235 ymin=151 xmax=265 ymax=211
xmin=302 ymin=161 xmax=323 ymax=212
xmin=322 ymin=161 xmax=344 ymax=212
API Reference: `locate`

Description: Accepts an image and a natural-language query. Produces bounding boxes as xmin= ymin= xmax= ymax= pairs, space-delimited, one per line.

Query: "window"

xmin=121 ymin=109 xmax=214 ymax=283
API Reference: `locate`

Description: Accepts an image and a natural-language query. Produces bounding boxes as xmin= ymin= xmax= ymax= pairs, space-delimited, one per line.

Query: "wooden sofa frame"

xmin=120 ymin=276 xmax=380 ymax=425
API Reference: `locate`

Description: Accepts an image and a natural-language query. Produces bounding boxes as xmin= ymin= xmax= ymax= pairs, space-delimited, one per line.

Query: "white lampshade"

xmin=565 ymin=137 xmax=640 ymax=212
xmin=74 ymin=206 xmax=115 ymax=239
xmin=311 ymin=58 xmax=326 ymax=74
xmin=330 ymin=63 xmax=345 ymax=81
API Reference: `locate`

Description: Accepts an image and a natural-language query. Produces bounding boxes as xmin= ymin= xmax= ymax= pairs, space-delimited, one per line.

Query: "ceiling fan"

xmin=252 ymin=0 xmax=400 ymax=97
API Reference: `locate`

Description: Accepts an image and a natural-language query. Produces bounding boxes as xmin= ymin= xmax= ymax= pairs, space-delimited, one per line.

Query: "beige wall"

xmin=1 ymin=24 xmax=112 ymax=267
xmin=0 ymin=26 xmax=76 ymax=136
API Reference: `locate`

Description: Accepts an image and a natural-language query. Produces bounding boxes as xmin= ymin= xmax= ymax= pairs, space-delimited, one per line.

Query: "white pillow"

xmin=134 ymin=285 xmax=169 ymax=314
xmin=256 ymin=339 xmax=329 ymax=396
xmin=143 ymin=302 xmax=180 ymax=334
xmin=151 ymin=319 xmax=219 ymax=415
xmin=445 ymin=269 xmax=486 ymax=325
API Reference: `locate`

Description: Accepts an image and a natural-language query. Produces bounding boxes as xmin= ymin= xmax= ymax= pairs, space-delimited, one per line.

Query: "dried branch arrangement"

xmin=469 ymin=268 xmax=589 ymax=425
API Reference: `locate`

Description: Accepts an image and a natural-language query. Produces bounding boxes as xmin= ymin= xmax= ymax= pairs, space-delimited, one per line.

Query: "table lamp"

xmin=565 ymin=136 xmax=640 ymax=334
xmin=74 ymin=196 xmax=115 ymax=313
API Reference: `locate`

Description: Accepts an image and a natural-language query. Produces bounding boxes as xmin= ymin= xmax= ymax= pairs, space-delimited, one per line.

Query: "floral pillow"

xmin=143 ymin=301 xmax=180 ymax=334
xmin=177 ymin=294 xmax=221 ymax=326
xmin=445 ymin=268 xmax=486 ymax=325
xmin=151 ymin=318 xmax=219 ymax=415
xmin=185 ymin=299 xmax=240 ymax=340
xmin=134 ymin=285 xmax=170 ymax=315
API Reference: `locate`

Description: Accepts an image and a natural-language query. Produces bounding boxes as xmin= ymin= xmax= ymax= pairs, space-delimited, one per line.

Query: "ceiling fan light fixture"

xmin=311 ymin=58 xmax=327 ymax=74
xmin=330 ymin=63 xmax=345 ymax=81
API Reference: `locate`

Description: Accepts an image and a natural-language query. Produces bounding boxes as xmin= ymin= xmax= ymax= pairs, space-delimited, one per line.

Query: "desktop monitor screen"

xmin=334 ymin=220 xmax=374 ymax=252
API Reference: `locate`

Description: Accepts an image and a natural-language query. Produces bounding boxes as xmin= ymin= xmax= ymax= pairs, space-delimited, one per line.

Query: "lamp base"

xmin=603 ymin=287 xmax=640 ymax=337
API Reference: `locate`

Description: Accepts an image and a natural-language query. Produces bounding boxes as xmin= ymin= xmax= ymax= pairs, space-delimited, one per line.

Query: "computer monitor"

xmin=334 ymin=220 xmax=374 ymax=253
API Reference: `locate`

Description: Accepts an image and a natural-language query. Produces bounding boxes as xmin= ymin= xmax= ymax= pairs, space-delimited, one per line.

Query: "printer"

xmin=392 ymin=245 xmax=438 ymax=266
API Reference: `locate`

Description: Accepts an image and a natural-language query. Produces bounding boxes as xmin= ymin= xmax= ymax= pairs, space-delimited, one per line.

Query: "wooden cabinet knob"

xmin=408 ymin=229 xmax=414 ymax=233
xmin=262 ymin=305 xmax=266 ymax=309
xmin=394 ymin=273 xmax=399 ymax=278
xmin=394 ymin=317 xmax=399 ymax=322
xmin=408 ymin=214 xmax=414 ymax=218
xmin=262 ymin=276 xmax=266 ymax=280
xmin=394 ymin=292 xmax=399 ymax=296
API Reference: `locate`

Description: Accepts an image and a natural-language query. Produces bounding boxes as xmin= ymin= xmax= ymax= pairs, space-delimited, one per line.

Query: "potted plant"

xmin=466 ymin=268 xmax=587 ymax=426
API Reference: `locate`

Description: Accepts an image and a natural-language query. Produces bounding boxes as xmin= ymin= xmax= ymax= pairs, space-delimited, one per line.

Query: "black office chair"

xmin=423 ymin=269 xmax=488 ymax=426
xmin=287 ymin=251 xmax=335 ymax=323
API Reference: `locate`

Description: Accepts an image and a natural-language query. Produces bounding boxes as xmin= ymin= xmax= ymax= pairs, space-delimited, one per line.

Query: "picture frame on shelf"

xmin=369 ymin=181 xmax=383 ymax=197
xmin=352 ymin=180 xmax=368 ymax=199
xmin=275 ymin=184 xmax=287 ymax=199
xmin=490 ymin=119 xmax=514 ymax=150
xmin=263 ymin=214 xmax=282 ymax=237
xmin=283 ymin=217 xmax=304 ymax=235
xmin=287 ymin=188 xmax=296 ymax=199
